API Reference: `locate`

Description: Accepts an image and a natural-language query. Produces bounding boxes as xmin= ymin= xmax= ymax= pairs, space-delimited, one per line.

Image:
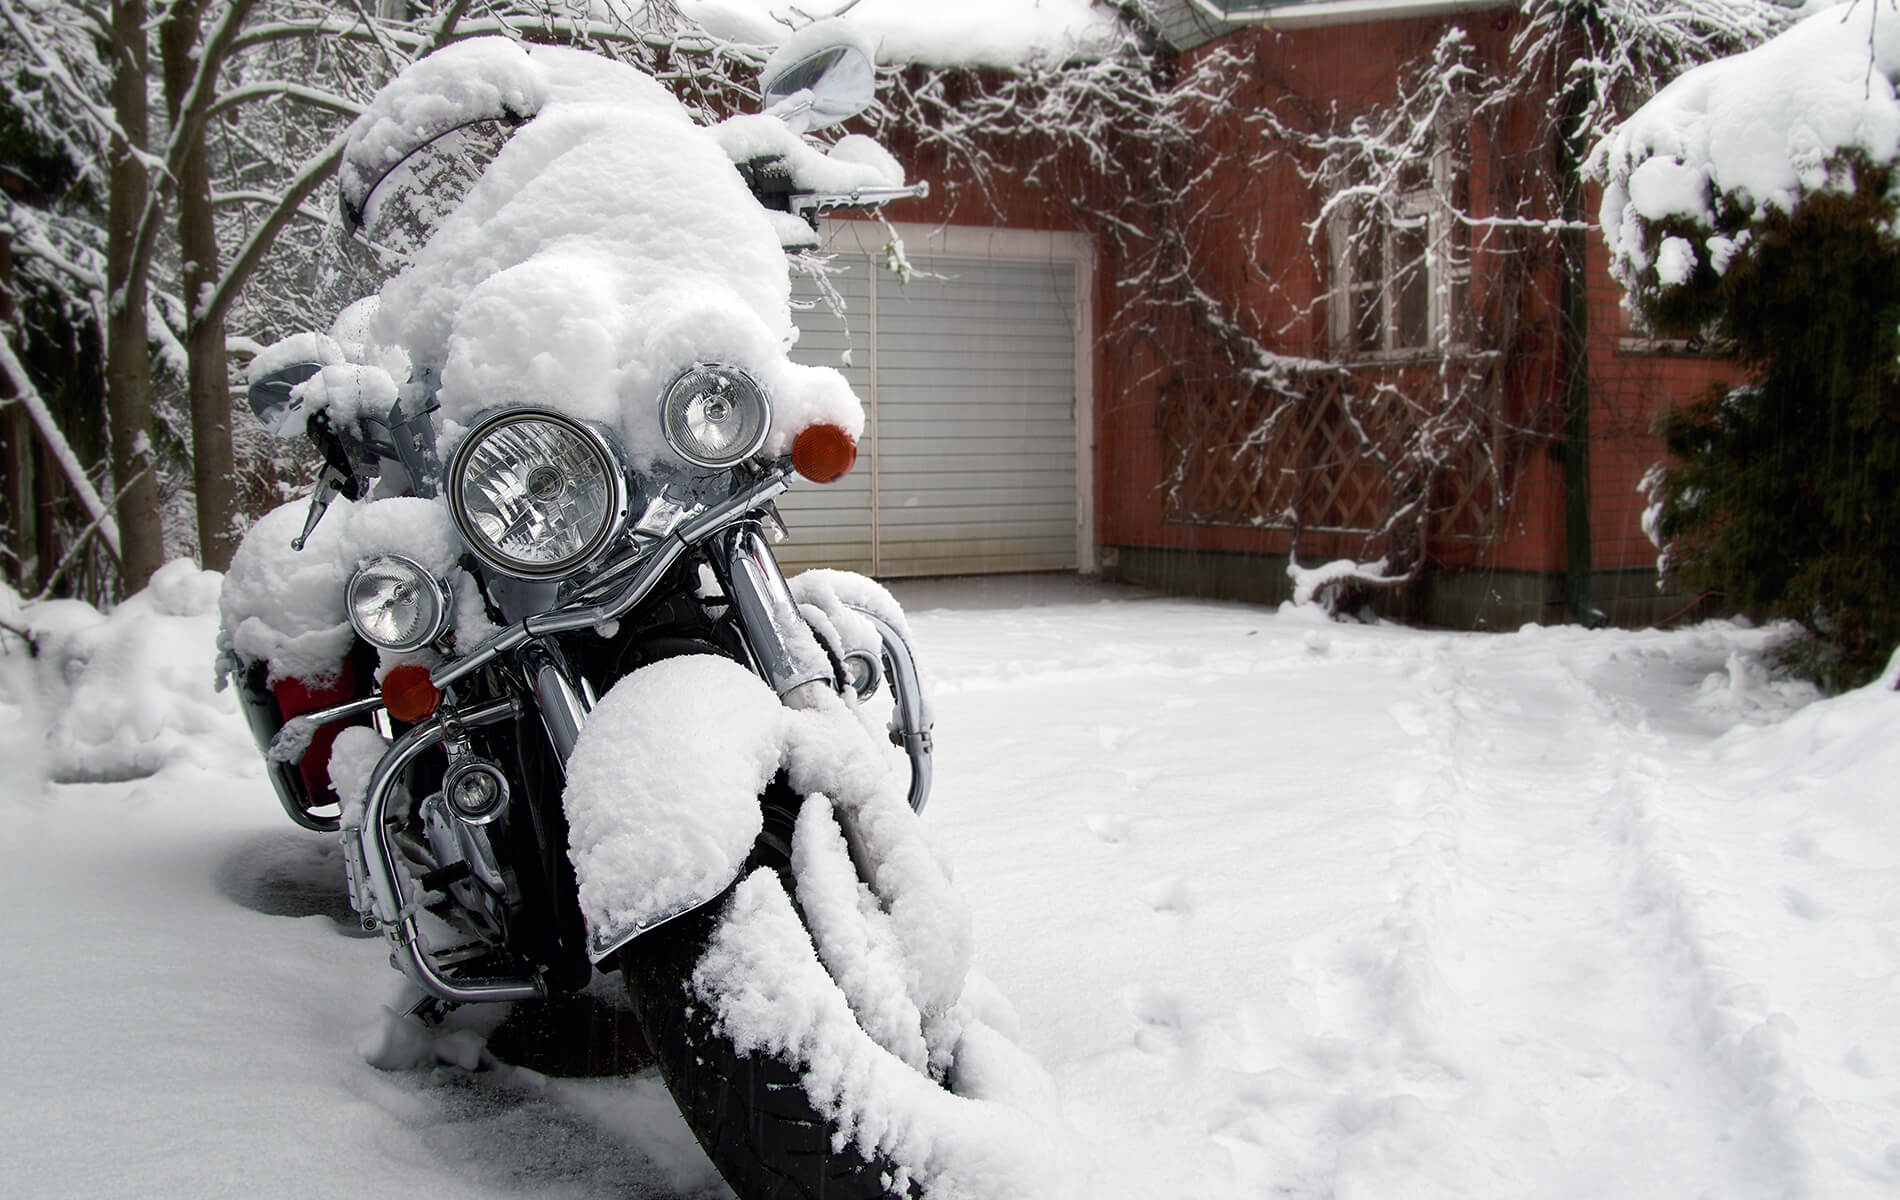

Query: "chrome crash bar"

xmin=347 ymin=695 xmax=545 ymax=1005
xmin=847 ymin=604 xmax=934 ymax=814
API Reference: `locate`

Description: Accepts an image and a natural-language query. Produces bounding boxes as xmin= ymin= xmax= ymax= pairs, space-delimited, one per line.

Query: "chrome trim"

xmin=587 ymin=896 xmax=705 ymax=964
xmin=268 ymin=692 xmax=388 ymax=763
xmin=712 ymin=523 xmax=834 ymax=698
xmin=351 ymin=695 xmax=545 ymax=1005
xmin=431 ymin=471 xmax=790 ymax=690
xmin=278 ymin=788 xmax=340 ymax=834
xmin=846 ymin=604 xmax=934 ymax=814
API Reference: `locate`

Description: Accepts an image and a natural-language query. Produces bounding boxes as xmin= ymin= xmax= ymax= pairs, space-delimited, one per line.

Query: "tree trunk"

xmin=1 ymin=232 xmax=33 ymax=594
xmin=106 ymin=0 xmax=166 ymax=594
xmin=161 ymin=0 xmax=239 ymax=570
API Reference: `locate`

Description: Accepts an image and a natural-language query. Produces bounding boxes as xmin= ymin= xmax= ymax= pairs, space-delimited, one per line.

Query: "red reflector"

xmin=382 ymin=664 xmax=441 ymax=723
xmin=792 ymin=423 xmax=857 ymax=484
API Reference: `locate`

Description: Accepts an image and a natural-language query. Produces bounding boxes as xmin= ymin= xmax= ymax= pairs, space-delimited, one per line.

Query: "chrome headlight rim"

xmin=658 ymin=362 xmax=772 ymax=469
xmin=447 ymin=407 xmax=629 ymax=581
xmin=346 ymin=553 xmax=454 ymax=652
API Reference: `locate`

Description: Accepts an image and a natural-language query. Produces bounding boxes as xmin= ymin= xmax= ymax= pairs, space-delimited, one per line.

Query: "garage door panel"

xmin=873 ymin=370 xmax=1073 ymax=391
xmin=877 ymin=400 xmax=1074 ymax=421
xmin=880 ymin=452 xmax=1075 ymax=475
xmin=872 ymin=483 xmax=1075 ymax=508
xmin=776 ymin=547 xmax=876 ymax=574
xmin=882 ymin=471 xmax=1078 ymax=497
xmin=780 ymin=508 xmax=876 ymax=533
xmin=876 ymin=434 xmax=1074 ymax=457
xmin=878 ymin=420 xmax=1075 ymax=444
xmin=877 ymin=505 xmax=1077 ymax=530
xmin=778 ymin=248 xmax=1079 ymax=576
xmin=876 ymin=548 xmax=1075 ymax=577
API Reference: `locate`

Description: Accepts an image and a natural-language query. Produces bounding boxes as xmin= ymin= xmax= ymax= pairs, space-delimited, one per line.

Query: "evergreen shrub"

xmin=1639 ymin=152 xmax=1900 ymax=691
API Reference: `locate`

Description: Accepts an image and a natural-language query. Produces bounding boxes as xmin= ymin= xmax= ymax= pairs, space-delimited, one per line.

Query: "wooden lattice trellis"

xmin=1159 ymin=366 xmax=1503 ymax=544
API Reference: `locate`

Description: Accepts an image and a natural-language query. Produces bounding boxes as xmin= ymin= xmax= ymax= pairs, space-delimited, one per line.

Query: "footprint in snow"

xmin=1127 ymin=988 xmax=1190 ymax=1055
xmin=1142 ymin=876 xmax=1197 ymax=919
xmin=1843 ymin=1045 xmax=1879 ymax=1078
xmin=1121 ymin=765 xmax=1162 ymax=791
xmin=1086 ymin=813 xmax=1132 ymax=846
xmin=1097 ymin=725 xmax=1134 ymax=752
xmin=1784 ymin=887 xmax=1829 ymax=920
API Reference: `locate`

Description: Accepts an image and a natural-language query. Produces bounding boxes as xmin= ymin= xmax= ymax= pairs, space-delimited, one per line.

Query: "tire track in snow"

xmin=1288 ymin=643 xmax=1816 ymax=1198
xmin=1550 ymin=645 xmax=1852 ymax=1197
xmin=1597 ymin=751 xmax=1847 ymax=1198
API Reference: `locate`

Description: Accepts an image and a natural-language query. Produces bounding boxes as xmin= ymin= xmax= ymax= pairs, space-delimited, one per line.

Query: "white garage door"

xmin=773 ymin=224 xmax=1093 ymax=577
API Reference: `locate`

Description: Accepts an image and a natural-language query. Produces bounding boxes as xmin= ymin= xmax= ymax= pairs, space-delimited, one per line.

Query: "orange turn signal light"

xmin=382 ymin=663 xmax=441 ymax=723
xmin=792 ymin=423 xmax=857 ymax=484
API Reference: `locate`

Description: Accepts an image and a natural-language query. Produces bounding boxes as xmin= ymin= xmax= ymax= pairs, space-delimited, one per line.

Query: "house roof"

xmin=1144 ymin=0 xmax=1517 ymax=52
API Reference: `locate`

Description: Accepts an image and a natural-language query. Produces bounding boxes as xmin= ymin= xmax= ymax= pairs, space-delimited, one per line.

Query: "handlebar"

xmin=789 ymin=181 xmax=929 ymax=220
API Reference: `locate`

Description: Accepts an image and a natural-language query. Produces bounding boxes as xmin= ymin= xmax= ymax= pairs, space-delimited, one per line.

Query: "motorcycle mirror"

xmin=759 ymin=21 xmax=876 ymax=134
xmin=248 ymin=362 xmax=323 ymax=437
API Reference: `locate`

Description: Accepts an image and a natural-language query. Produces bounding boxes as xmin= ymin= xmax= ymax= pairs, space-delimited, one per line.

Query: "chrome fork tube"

xmin=711 ymin=523 xmax=834 ymax=699
xmin=520 ymin=639 xmax=589 ymax=763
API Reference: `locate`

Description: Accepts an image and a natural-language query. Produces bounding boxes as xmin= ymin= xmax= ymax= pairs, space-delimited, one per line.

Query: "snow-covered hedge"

xmin=1 ymin=563 xmax=253 ymax=787
xmin=1593 ymin=0 xmax=1900 ymax=299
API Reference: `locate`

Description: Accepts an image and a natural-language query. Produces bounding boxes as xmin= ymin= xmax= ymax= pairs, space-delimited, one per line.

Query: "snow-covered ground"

xmin=4 ymin=570 xmax=1898 ymax=1197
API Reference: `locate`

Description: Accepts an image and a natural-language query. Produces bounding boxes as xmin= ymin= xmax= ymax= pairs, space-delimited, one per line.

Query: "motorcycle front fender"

xmin=562 ymin=653 xmax=791 ymax=963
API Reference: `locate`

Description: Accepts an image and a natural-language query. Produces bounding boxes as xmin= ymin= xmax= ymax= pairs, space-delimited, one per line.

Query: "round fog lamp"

xmin=660 ymin=364 xmax=771 ymax=468
xmin=347 ymin=556 xmax=452 ymax=651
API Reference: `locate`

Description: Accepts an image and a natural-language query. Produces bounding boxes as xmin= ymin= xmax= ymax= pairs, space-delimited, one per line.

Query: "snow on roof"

xmin=1594 ymin=0 xmax=1900 ymax=290
xmin=672 ymin=0 xmax=1121 ymax=66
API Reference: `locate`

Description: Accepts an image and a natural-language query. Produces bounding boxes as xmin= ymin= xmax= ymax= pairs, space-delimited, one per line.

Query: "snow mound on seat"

xmin=359 ymin=38 xmax=872 ymax=467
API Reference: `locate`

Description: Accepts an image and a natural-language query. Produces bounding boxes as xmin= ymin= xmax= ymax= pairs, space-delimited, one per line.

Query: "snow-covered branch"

xmin=198 ymin=127 xmax=349 ymax=329
xmin=205 ymin=81 xmax=365 ymax=120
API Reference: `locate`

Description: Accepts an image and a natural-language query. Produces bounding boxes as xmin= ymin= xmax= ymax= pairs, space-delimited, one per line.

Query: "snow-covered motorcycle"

xmin=217 ymin=28 xmax=1054 ymax=1198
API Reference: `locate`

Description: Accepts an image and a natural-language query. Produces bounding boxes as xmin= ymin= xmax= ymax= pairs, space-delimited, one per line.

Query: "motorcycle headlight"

xmin=659 ymin=364 xmax=771 ymax=468
xmin=347 ymin=555 xmax=453 ymax=651
xmin=448 ymin=409 xmax=627 ymax=579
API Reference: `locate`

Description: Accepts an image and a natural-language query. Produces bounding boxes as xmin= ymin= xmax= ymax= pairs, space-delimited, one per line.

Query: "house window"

xmin=1617 ymin=292 xmax=1708 ymax=355
xmin=1328 ymin=149 xmax=1470 ymax=357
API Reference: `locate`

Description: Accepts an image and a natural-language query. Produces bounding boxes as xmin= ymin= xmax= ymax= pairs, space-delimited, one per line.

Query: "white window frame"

xmin=1327 ymin=145 xmax=1470 ymax=360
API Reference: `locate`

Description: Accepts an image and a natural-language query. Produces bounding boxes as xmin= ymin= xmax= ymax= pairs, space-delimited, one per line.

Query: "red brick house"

xmin=774 ymin=0 xmax=1735 ymax=629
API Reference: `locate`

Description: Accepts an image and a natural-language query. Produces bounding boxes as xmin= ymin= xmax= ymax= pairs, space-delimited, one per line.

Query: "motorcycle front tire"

xmin=622 ymin=868 xmax=924 ymax=1200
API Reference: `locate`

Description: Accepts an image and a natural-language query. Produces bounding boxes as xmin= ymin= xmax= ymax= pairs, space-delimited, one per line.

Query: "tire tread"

xmin=624 ymin=884 xmax=920 ymax=1200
